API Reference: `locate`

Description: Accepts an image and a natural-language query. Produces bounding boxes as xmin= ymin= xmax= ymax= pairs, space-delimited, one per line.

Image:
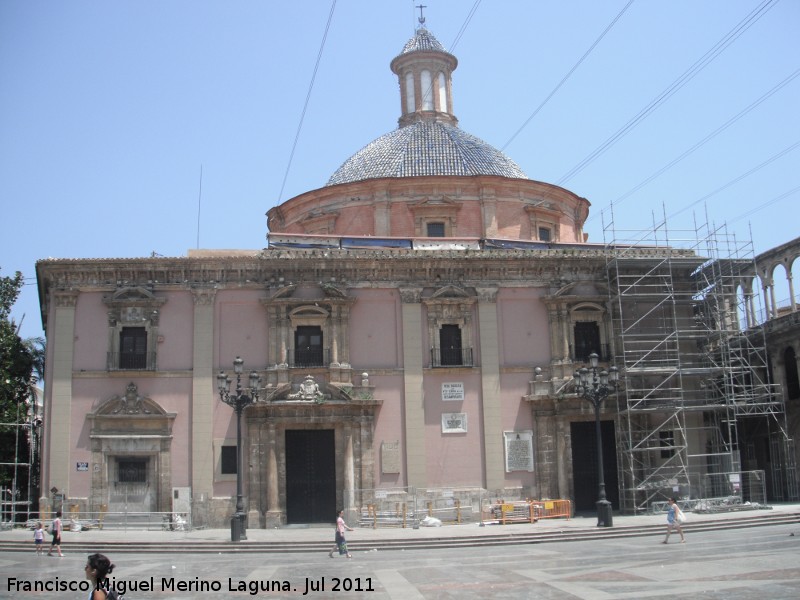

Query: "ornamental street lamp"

xmin=217 ymin=356 xmax=261 ymax=542
xmin=574 ymin=352 xmax=619 ymax=528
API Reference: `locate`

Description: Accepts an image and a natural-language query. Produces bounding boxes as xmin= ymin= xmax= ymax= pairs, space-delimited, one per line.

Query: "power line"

xmin=556 ymin=0 xmax=779 ymax=186
xmin=501 ymin=0 xmax=635 ymax=152
xmin=666 ymin=139 xmax=800 ymax=220
xmin=450 ymin=0 xmax=482 ymax=51
xmin=729 ymin=184 xmax=800 ymax=225
xmin=277 ymin=0 xmax=337 ymax=203
xmin=591 ymin=66 xmax=800 ymax=224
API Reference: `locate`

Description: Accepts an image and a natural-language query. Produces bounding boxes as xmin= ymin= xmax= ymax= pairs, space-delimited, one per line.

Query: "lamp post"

xmin=217 ymin=356 xmax=261 ymax=542
xmin=574 ymin=352 xmax=619 ymax=528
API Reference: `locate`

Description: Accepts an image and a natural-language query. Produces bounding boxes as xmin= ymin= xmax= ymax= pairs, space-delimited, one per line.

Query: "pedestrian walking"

xmin=328 ymin=509 xmax=354 ymax=558
xmin=662 ymin=497 xmax=685 ymax=544
xmin=33 ymin=522 xmax=45 ymax=555
xmin=85 ymin=553 xmax=116 ymax=599
xmin=47 ymin=511 xmax=64 ymax=556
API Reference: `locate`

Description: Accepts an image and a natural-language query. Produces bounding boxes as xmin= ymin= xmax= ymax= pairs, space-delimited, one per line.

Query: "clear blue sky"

xmin=2 ymin=0 xmax=798 ymax=342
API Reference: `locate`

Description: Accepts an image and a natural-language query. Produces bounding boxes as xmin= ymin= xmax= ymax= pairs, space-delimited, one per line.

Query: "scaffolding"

xmin=603 ymin=207 xmax=797 ymax=513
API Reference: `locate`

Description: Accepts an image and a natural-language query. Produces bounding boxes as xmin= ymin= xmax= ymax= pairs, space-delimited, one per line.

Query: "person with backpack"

xmin=85 ymin=553 xmax=117 ymax=599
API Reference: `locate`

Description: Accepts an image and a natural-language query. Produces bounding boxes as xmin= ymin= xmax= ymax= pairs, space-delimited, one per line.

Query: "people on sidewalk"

xmin=33 ymin=522 xmax=44 ymax=555
xmin=662 ymin=497 xmax=685 ymax=544
xmin=47 ymin=511 xmax=63 ymax=556
xmin=329 ymin=509 xmax=354 ymax=558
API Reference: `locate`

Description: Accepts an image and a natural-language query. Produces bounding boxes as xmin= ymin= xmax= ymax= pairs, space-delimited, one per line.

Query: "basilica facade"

xmin=36 ymin=25 xmax=796 ymax=528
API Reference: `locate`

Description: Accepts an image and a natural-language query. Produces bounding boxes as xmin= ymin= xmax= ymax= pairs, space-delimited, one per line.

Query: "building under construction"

xmin=603 ymin=209 xmax=798 ymax=513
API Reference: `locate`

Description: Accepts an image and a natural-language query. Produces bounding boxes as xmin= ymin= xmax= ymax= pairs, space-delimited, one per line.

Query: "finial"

xmin=416 ymin=4 xmax=427 ymax=27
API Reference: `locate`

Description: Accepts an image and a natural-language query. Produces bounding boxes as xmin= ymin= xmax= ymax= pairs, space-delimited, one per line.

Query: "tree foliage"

xmin=1 ymin=268 xmax=37 ymax=496
xmin=1 ymin=269 xmax=35 ymax=411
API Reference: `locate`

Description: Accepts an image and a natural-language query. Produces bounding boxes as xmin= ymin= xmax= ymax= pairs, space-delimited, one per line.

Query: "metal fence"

xmin=19 ymin=511 xmax=193 ymax=532
xmin=649 ymin=470 xmax=768 ymax=514
xmin=344 ymin=487 xmax=573 ymax=529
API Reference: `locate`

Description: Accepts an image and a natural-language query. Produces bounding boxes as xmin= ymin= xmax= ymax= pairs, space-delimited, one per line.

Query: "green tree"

xmin=0 ymin=268 xmax=35 ymax=501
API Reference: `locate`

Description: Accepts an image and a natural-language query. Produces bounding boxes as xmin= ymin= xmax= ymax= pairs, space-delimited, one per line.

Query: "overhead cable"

xmin=501 ymin=0 xmax=635 ymax=152
xmin=556 ymin=0 xmax=779 ymax=186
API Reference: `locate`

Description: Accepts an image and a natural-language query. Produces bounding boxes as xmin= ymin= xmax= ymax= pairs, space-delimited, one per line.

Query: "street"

xmin=1 ymin=523 xmax=799 ymax=599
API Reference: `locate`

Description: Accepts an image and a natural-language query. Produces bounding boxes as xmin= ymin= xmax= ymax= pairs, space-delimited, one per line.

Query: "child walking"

xmin=33 ymin=522 xmax=44 ymax=555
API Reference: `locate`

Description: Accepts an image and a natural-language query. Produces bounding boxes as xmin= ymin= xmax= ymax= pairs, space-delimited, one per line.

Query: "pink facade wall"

xmin=157 ymin=291 xmax=195 ymax=371
xmin=72 ymin=292 xmax=109 ymax=371
xmin=423 ymin=372 xmax=484 ymax=487
xmin=348 ymin=289 xmax=401 ymax=368
xmin=370 ymin=374 xmax=406 ymax=487
xmin=497 ymin=288 xmax=550 ymax=367
xmin=215 ymin=290 xmax=269 ymax=371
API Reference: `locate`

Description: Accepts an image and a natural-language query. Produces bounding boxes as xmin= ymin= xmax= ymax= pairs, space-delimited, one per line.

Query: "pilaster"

xmin=400 ymin=287 xmax=426 ymax=488
xmin=191 ymin=288 xmax=216 ymax=518
xmin=477 ymin=286 xmax=504 ymax=491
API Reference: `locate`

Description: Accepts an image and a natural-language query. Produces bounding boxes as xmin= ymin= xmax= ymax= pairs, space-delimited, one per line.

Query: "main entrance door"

xmin=285 ymin=429 xmax=336 ymax=524
xmin=570 ymin=420 xmax=619 ymax=512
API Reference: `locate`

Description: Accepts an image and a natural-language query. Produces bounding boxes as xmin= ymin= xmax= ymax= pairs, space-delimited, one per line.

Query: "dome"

xmin=326 ymin=121 xmax=528 ymax=186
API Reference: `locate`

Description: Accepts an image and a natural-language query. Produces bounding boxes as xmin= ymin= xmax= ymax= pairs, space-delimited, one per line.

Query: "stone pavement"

xmin=1 ymin=505 xmax=799 ymax=599
xmin=1 ymin=502 xmax=798 ymax=549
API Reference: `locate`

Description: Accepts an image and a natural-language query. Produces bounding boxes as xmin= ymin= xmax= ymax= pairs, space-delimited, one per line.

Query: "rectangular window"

xmin=220 ymin=446 xmax=238 ymax=475
xmin=660 ymin=430 xmax=675 ymax=459
xmin=439 ymin=324 xmax=463 ymax=366
xmin=538 ymin=226 xmax=551 ymax=242
xmin=573 ymin=321 xmax=601 ymax=362
xmin=426 ymin=222 xmax=446 ymax=237
xmin=117 ymin=459 xmax=147 ymax=483
xmin=119 ymin=326 xmax=147 ymax=369
xmin=294 ymin=325 xmax=324 ymax=367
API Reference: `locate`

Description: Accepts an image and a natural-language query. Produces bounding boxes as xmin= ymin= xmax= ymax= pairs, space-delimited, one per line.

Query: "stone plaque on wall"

xmin=441 ymin=412 xmax=467 ymax=433
xmin=441 ymin=382 xmax=464 ymax=401
xmin=381 ymin=441 xmax=401 ymax=474
xmin=504 ymin=431 xmax=534 ymax=472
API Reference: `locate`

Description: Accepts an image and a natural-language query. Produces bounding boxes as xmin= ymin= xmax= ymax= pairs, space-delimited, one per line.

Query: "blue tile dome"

xmin=326 ymin=121 xmax=528 ymax=185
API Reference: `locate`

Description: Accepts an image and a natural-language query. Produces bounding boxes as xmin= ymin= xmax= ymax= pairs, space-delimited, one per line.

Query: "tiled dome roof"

xmin=397 ymin=27 xmax=447 ymax=55
xmin=326 ymin=121 xmax=528 ymax=186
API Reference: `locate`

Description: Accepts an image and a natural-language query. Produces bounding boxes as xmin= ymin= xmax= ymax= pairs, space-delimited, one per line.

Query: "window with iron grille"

xmin=119 ymin=326 xmax=147 ymax=369
xmin=439 ymin=324 xmax=463 ymax=366
xmin=538 ymin=226 xmax=552 ymax=242
xmin=294 ymin=325 xmax=324 ymax=367
xmin=117 ymin=458 xmax=147 ymax=483
xmin=426 ymin=222 xmax=446 ymax=237
xmin=573 ymin=321 xmax=601 ymax=362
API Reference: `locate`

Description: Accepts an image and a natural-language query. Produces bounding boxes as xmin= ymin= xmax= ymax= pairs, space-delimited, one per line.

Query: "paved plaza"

xmin=1 ymin=506 xmax=799 ymax=598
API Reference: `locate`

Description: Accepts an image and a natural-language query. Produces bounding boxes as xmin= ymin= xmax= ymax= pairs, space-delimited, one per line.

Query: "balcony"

xmin=289 ymin=348 xmax=330 ymax=368
xmin=431 ymin=347 xmax=473 ymax=368
xmin=107 ymin=351 xmax=156 ymax=371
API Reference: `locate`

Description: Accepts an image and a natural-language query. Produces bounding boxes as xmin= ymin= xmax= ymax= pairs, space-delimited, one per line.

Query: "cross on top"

xmin=416 ymin=4 xmax=427 ymax=26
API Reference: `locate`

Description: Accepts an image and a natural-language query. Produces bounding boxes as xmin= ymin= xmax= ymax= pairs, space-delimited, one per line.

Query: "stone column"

xmin=343 ymin=422 xmax=355 ymax=511
xmin=400 ymin=287 xmax=427 ymax=489
xmin=47 ymin=291 xmax=78 ymax=499
xmin=266 ymin=422 xmax=281 ymax=527
xmin=788 ymin=273 xmax=797 ymax=313
xmin=191 ymin=288 xmax=216 ymax=524
xmin=477 ymin=286 xmax=504 ymax=492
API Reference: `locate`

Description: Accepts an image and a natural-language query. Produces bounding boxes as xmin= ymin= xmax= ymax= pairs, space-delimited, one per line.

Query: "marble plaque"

xmin=504 ymin=431 xmax=534 ymax=472
xmin=381 ymin=440 xmax=401 ymax=474
xmin=442 ymin=412 xmax=467 ymax=433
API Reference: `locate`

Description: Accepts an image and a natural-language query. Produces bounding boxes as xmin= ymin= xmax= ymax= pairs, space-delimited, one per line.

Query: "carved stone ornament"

xmin=287 ymin=375 xmax=326 ymax=402
xmin=110 ymin=382 xmax=153 ymax=414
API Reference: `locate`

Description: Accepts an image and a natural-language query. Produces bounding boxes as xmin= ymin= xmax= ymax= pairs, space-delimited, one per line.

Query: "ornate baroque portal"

xmin=245 ymin=377 xmax=380 ymax=527
xmin=87 ymin=383 xmax=176 ymax=514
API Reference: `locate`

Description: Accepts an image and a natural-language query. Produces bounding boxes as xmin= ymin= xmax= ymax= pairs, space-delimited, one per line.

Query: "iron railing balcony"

xmin=431 ymin=347 xmax=473 ymax=368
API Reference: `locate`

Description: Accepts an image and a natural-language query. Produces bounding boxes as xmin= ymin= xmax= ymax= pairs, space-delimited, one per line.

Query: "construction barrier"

xmin=530 ymin=499 xmax=572 ymax=520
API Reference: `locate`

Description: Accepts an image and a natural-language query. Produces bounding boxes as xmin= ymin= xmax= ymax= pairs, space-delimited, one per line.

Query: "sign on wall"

xmin=76 ymin=462 xmax=89 ymax=472
xmin=504 ymin=431 xmax=534 ymax=472
xmin=441 ymin=382 xmax=465 ymax=401
xmin=441 ymin=412 xmax=467 ymax=433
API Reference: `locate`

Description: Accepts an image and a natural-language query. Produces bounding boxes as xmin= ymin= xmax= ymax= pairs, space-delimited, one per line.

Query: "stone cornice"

xmin=35 ymin=247 xmax=701 ymax=295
